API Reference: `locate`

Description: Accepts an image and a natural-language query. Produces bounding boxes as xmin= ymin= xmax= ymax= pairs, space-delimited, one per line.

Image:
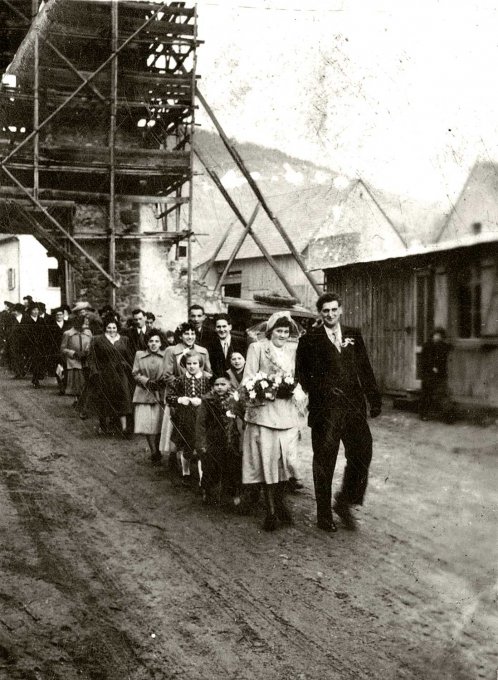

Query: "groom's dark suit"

xmin=296 ymin=324 xmax=381 ymax=524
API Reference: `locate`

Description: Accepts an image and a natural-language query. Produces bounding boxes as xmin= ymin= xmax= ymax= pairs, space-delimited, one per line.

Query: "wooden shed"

xmin=312 ymin=234 xmax=497 ymax=410
xmin=197 ymin=178 xmax=402 ymax=309
xmin=308 ymin=161 xmax=498 ymax=411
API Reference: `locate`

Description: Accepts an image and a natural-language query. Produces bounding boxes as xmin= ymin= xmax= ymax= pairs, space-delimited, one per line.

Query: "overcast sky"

xmin=195 ymin=0 xmax=498 ymax=208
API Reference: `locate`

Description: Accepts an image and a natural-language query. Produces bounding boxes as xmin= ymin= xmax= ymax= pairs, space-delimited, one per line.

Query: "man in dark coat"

xmin=23 ymin=302 xmax=48 ymax=388
xmin=0 ymin=301 xmax=14 ymax=366
xmin=419 ymin=327 xmax=454 ymax=422
xmin=296 ymin=292 xmax=382 ymax=532
xmin=188 ymin=304 xmax=215 ymax=348
xmin=207 ymin=313 xmax=245 ymax=377
xmin=7 ymin=303 xmax=28 ymax=377
xmin=126 ymin=308 xmax=149 ymax=356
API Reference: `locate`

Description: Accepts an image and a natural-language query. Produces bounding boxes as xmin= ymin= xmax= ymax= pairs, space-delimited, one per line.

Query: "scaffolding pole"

xmin=214 ymin=204 xmax=259 ymax=294
xmin=108 ymin=0 xmax=118 ymax=307
xmin=195 ymin=149 xmax=301 ymax=300
xmin=196 ymin=87 xmax=321 ymax=296
xmin=186 ymin=5 xmax=198 ymax=310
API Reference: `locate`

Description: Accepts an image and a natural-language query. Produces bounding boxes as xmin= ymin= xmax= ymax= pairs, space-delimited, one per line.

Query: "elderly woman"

xmin=242 ymin=311 xmax=304 ymax=531
xmin=158 ymin=322 xmax=211 ymax=463
xmin=86 ymin=314 xmax=134 ymax=435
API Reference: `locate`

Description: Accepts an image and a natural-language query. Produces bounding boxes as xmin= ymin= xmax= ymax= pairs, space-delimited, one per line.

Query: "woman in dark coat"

xmin=23 ymin=302 xmax=48 ymax=388
xmin=86 ymin=315 xmax=134 ymax=434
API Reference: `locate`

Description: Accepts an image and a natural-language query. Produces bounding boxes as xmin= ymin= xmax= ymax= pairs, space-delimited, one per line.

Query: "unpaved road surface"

xmin=0 ymin=369 xmax=497 ymax=680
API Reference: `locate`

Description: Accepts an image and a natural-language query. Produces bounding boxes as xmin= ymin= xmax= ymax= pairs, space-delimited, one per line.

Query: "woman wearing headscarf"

xmin=242 ymin=311 xmax=305 ymax=531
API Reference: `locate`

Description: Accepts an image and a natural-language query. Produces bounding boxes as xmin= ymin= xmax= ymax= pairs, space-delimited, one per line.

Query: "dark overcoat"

xmin=86 ymin=334 xmax=134 ymax=417
xmin=296 ymin=325 xmax=381 ymax=426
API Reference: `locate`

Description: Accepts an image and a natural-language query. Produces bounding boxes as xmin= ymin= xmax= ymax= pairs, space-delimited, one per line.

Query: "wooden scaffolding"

xmin=0 ymin=0 xmax=198 ymax=305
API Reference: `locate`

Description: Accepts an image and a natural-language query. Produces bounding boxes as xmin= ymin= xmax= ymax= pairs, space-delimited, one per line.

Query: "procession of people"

xmin=0 ymin=292 xmax=384 ymax=533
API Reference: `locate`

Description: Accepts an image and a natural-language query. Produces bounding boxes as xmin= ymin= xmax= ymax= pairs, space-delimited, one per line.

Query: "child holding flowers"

xmin=196 ymin=374 xmax=243 ymax=506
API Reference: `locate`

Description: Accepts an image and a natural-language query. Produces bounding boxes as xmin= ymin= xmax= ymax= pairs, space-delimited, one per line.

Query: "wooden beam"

xmin=196 ymin=87 xmax=321 ymax=297
xmin=0 ymin=0 xmax=174 ymax=167
xmin=195 ymin=148 xmax=302 ymax=301
xmin=214 ymin=205 xmax=259 ymax=294
xmin=1 ymin=165 xmax=120 ymax=287
xmin=108 ymin=0 xmax=118 ymax=307
xmin=197 ymin=220 xmax=236 ymax=284
xmin=1 ymin=0 xmax=107 ymax=102
xmin=5 ymin=199 xmax=80 ymax=268
xmin=0 ymin=185 xmax=188 ymax=204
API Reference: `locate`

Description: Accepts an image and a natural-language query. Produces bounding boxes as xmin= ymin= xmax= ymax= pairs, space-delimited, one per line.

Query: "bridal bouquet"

xmin=241 ymin=371 xmax=298 ymax=405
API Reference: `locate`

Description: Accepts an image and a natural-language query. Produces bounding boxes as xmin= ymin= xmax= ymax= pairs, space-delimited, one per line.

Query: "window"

xmin=223 ymin=283 xmax=242 ymax=298
xmin=48 ymin=267 xmax=61 ymax=288
xmin=177 ymin=245 xmax=187 ymax=258
xmin=7 ymin=268 xmax=15 ymax=290
xmin=456 ymin=265 xmax=481 ymax=338
xmin=222 ymin=269 xmax=242 ymax=298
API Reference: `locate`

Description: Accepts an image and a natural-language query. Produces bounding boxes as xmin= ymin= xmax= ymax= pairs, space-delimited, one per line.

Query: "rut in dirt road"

xmin=0 ymin=373 xmax=496 ymax=680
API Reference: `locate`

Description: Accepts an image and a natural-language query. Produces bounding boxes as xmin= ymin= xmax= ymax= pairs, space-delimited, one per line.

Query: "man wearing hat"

xmin=71 ymin=301 xmax=102 ymax=335
xmin=7 ymin=303 xmax=27 ymax=377
xmin=71 ymin=301 xmax=92 ymax=314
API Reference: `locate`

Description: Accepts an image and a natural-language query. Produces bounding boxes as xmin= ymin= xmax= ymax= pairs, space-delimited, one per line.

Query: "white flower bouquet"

xmin=241 ymin=371 xmax=297 ymax=405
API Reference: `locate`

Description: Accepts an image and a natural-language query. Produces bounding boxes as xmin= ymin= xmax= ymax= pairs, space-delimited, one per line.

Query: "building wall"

xmin=0 ymin=238 xmax=20 ymax=303
xmin=324 ymin=244 xmax=498 ymax=408
xmin=325 ymin=262 xmax=416 ymax=393
xmin=0 ymin=236 xmax=61 ymax=310
xmin=207 ymin=255 xmax=323 ymax=310
xmin=68 ymin=201 xmax=189 ymax=321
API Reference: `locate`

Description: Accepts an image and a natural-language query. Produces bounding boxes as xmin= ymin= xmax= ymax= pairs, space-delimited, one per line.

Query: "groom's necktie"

xmin=331 ymin=332 xmax=341 ymax=353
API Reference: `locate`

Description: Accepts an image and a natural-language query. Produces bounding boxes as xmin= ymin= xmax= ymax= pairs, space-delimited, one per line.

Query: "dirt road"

xmin=0 ymin=369 xmax=496 ymax=680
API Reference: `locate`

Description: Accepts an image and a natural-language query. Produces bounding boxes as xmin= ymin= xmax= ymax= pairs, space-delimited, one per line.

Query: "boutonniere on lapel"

xmin=341 ymin=337 xmax=355 ymax=348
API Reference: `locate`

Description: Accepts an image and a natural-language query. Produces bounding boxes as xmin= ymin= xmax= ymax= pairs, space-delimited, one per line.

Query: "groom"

xmin=296 ymin=292 xmax=382 ymax=532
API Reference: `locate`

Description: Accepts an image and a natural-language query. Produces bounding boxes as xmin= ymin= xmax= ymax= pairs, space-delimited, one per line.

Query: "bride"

xmin=242 ymin=311 xmax=305 ymax=531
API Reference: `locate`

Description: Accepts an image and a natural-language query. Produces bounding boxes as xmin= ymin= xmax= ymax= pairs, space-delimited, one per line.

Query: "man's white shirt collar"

xmin=325 ymin=323 xmax=342 ymax=346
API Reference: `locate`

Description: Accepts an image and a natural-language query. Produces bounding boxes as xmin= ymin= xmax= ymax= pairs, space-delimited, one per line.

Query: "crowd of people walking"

xmin=0 ymin=293 xmax=384 ymax=533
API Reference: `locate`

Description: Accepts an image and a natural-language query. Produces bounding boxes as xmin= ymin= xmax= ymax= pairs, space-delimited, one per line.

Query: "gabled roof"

xmin=208 ymin=182 xmax=345 ymax=262
xmin=309 ymin=230 xmax=498 ymax=271
xmin=436 ymin=161 xmax=498 ymax=242
xmin=304 ymin=179 xmax=407 ymax=269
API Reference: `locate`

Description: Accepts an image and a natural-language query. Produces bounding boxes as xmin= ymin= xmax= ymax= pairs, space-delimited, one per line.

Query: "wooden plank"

xmin=57 ymin=1 xmax=194 ymax=19
xmin=1 ymin=143 xmax=190 ymax=168
xmin=49 ymin=15 xmax=195 ymax=38
xmin=29 ymin=65 xmax=192 ymax=91
xmin=5 ymin=162 xmax=189 ymax=175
